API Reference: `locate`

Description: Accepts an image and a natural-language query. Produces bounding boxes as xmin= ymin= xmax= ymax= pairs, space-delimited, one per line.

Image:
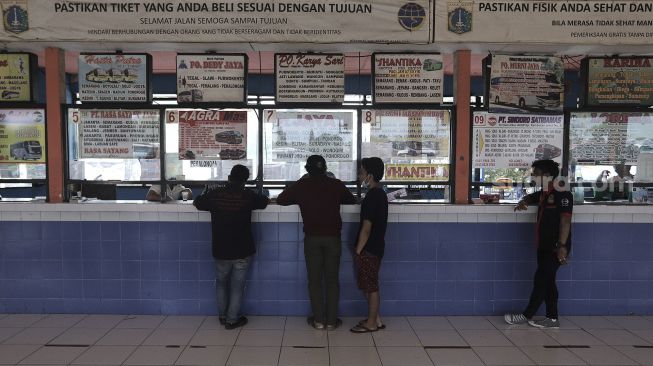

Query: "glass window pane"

xmin=164 ymin=109 xmax=258 ymax=181
xmin=67 ymin=108 xmax=161 ymax=181
xmin=361 ymin=110 xmax=451 ymax=182
xmin=263 ymin=109 xmax=357 ymax=182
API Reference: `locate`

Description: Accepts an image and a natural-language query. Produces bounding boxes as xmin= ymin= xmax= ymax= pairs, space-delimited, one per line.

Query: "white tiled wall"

xmin=0 ymin=202 xmax=651 ymax=223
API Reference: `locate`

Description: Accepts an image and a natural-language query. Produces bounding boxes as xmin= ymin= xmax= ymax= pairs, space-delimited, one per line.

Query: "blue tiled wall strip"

xmin=0 ymin=220 xmax=651 ymax=316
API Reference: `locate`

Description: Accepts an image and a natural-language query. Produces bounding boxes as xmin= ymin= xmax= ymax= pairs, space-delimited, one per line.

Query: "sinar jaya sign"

xmin=0 ymin=0 xmax=432 ymax=44
xmin=472 ymin=112 xmax=564 ymax=169
xmin=268 ymin=110 xmax=353 ymax=162
xmin=78 ymin=54 xmax=151 ymax=103
xmin=77 ymin=109 xmax=160 ymax=159
xmin=437 ymin=1 xmax=653 ymax=45
xmin=0 ymin=109 xmax=45 ymax=163
xmin=373 ymin=53 xmax=444 ymax=104
xmin=362 ymin=109 xmax=450 ymax=160
xmin=169 ymin=109 xmax=248 ymax=160
xmin=585 ymin=57 xmax=653 ymax=107
xmin=177 ymin=54 xmax=247 ymax=103
xmin=275 ymin=53 xmax=344 ymax=103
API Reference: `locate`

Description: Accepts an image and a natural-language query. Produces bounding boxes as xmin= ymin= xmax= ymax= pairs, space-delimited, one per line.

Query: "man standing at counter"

xmin=277 ymin=155 xmax=357 ymax=330
xmin=505 ymin=160 xmax=572 ymax=329
xmin=193 ymin=165 xmax=269 ymax=330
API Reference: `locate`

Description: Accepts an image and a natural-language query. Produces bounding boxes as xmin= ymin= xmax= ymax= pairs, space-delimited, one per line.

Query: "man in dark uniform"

xmin=505 ymin=160 xmax=572 ymax=329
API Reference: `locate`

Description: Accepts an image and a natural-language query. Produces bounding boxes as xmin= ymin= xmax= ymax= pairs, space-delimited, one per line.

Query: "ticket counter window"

xmin=164 ymin=109 xmax=259 ymax=182
xmin=361 ymin=109 xmax=452 ymax=202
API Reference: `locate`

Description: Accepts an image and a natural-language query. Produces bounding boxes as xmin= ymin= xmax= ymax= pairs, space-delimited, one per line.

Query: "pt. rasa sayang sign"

xmin=0 ymin=0 xmax=432 ymax=44
xmin=437 ymin=0 xmax=653 ymax=45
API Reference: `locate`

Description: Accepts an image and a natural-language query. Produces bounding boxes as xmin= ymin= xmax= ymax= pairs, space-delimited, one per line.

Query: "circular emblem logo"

xmin=488 ymin=117 xmax=497 ymax=126
xmin=398 ymin=3 xmax=426 ymax=31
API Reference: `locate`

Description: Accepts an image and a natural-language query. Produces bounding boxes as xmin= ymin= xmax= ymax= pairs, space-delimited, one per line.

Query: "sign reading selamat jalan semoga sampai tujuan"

xmin=437 ymin=1 xmax=653 ymax=45
xmin=0 ymin=0 xmax=432 ymax=43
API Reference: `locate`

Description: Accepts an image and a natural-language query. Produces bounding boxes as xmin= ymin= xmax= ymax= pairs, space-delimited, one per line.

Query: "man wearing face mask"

xmin=505 ymin=160 xmax=572 ymax=329
xmin=351 ymin=157 xmax=388 ymax=333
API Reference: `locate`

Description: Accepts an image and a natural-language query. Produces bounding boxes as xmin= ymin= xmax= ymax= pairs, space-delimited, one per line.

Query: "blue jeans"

xmin=215 ymin=256 xmax=252 ymax=324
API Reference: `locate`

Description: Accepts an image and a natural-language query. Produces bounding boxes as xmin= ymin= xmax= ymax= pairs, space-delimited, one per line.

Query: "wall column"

xmin=45 ymin=47 xmax=66 ymax=203
xmin=454 ymin=50 xmax=471 ymax=204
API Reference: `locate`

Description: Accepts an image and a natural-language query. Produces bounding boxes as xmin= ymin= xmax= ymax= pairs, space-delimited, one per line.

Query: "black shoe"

xmin=225 ymin=316 xmax=248 ymax=330
xmin=219 ymin=317 xmax=226 ymax=326
xmin=326 ymin=318 xmax=343 ymax=331
xmin=307 ymin=316 xmax=325 ymax=330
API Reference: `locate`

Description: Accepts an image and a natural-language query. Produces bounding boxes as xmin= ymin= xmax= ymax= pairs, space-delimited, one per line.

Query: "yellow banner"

xmin=0 ymin=54 xmax=32 ymax=102
xmin=385 ymin=163 xmax=449 ymax=181
xmin=0 ymin=109 xmax=46 ymax=163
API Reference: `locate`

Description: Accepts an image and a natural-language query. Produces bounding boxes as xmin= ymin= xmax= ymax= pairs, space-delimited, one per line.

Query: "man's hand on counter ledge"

xmin=514 ymin=199 xmax=529 ymax=212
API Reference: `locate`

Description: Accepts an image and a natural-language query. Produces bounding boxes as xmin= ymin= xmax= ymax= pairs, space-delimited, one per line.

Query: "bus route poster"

xmin=584 ymin=57 xmax=653 ymax=107
xmin=486 ymin=54 xmax=564 ymax=114
xmin=0 ymin=109 xmax=46 ymax=163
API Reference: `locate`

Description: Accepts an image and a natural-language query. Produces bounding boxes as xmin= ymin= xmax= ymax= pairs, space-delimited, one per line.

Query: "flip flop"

xmin=350 ymin=324 xmax=379 ymax=333
xmin=357 ymin=319 xmax=386 ymax=329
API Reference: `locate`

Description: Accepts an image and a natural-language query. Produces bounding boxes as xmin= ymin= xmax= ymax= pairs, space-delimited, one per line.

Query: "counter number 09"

xmin=473 ymin=115 xmax=485 ymax=125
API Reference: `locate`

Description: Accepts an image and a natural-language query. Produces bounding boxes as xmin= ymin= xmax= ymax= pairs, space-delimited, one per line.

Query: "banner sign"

xmin=78 ymin=54 xmax=151 ymax=103
xmin=472 ymin=112 xmax=564 ymax=169
xmin=77 ymin=109 xmax=160 ymax=159
xmin=570 ymin=112 xmax=653 ymax=165
xmin=268 ymin=110 xmax=353 ymax=161
xmin=0 ymin=53 xmax=34 ymax=102
xmin=177 ymin=54 xmax=247 ymax=103
xmin=275 ymin=53 xmax=344 ymax=103
xmin=373 ymin=53 xmax=443 ymax=104
xmin=170 ymin=109 xmax=248 ymax=160
xmin=385 ymin=163 xmax=449 ymax=181
xmin=488 ymin=55 xmax=564 ymax=114
xmin=585 ymin=57 xmax=653 ymax=107
xmin=0 ymin=109 xmax=45 ymax=163
xmin=436 ymin=1 xmax=653 ymax=45
xmin=363 ymin=109 xmax=450 ymax=159
xmin=0 ymin=0 xmax=432 ymax=44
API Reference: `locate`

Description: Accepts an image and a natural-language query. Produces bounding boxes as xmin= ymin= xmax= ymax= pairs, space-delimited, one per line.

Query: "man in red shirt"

xmin=277 ymin=155 xmax=357 ymax=330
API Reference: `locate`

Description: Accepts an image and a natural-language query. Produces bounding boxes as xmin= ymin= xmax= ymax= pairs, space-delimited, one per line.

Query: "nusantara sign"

xmin=0 ymin=0 xmax=433 ymax=44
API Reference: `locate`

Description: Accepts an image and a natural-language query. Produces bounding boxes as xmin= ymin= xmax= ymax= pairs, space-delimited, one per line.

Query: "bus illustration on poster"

xmin=486 ymin=55 xmax=564 ymax=114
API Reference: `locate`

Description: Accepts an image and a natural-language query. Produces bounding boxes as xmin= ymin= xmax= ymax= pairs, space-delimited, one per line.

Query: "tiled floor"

xmin=0 ymin=314 xmax=652 ymax=365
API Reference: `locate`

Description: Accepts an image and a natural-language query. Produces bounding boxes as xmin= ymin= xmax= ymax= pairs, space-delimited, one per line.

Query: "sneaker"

xmin=504 ymin=313 xmax=529 ymax=325
xmin=528 ymin=318 xmax=559 ymax=329
xmin=225 ymin=316 xmax=248 ymax=330
xmin=307 ymin=316 xmax=325 ymax=330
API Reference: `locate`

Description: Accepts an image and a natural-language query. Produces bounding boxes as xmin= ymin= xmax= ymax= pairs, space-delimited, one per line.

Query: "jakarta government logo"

xmin=448 ymin=1 xmax=473 ymax=35
xmin=398 ymin=3 xmax=426 ymax=31
xmin=3 ymin=1 xmax=28 ymax=34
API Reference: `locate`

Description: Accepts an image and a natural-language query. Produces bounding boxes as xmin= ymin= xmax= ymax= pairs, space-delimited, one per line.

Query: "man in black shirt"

xmin=351 ymin=157 xmax=388 ymax=333
xmin=193 ymin=165 xmax=269 ymax=330
xmin=505 ymin=160 xmax=572 ymax=329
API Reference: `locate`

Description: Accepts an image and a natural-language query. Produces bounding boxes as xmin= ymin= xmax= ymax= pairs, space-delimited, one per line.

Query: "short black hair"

xmin=361 ymin=157 xmax=385 ymax=182
xmin=531 ymin=159 xmax=559 ymax=178
xmin=229 ymin=164 xmax=250 ymax=183
xmin=305 ymin=155 xmax=327 ymax=176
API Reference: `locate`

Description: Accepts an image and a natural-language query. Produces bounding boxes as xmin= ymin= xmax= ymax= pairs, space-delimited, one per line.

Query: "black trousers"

xmin=523 ymin=248 xmax=563 ymax=319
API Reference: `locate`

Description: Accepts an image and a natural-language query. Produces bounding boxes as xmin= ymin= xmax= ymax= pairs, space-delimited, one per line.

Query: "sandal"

xmin=357 ymin=319 xmax=386 ymax=329
xmin=350 ymin=324 xmax=379 ymax=333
